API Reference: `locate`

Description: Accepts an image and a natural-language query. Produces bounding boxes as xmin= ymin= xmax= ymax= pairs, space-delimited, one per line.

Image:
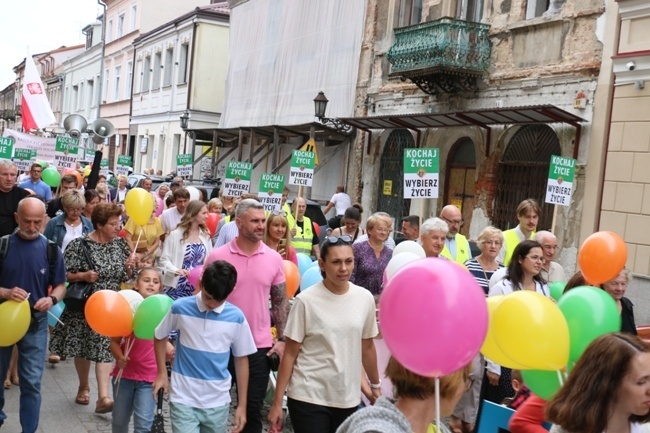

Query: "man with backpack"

xmin=0 ymin=197 xmax=67 ymax=433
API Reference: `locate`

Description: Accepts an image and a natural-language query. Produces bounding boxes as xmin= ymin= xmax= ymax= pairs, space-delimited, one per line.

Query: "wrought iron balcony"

xmin=387 ymin=17 xmax=491 ymax=95
xmin=0 ymin=109 xmax=15 ymax=120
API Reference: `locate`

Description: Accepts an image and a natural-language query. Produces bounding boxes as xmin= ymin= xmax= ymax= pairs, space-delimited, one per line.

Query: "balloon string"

xmin=115 ymin=336 xmax=136 ymax=396
xmin=131 ymin=228 xmax=143 ymax=257
xmin=435 ymin=377 xmax=441 ymax=433
xmin=556 ymin=369 xmax=564 ymax=386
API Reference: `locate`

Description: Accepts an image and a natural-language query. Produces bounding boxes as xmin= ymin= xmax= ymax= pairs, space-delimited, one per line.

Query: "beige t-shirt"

xmin=285 ymin=281 xmax=378 ymax=408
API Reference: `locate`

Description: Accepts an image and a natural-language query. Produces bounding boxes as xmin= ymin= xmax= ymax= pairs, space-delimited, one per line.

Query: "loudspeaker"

xmin=91 ymin=118 xmax=115 ymax=144
xmin=63 ymin=114 xmax=87 ymax=138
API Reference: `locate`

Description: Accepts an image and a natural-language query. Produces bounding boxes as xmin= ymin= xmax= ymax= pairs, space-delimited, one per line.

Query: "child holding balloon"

xmin=110 ymin=268 xmax=162 ymax=433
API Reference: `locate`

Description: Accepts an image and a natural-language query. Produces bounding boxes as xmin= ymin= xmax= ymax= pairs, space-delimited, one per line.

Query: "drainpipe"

xmin=97 ymin=0 xmax=107 ymax=121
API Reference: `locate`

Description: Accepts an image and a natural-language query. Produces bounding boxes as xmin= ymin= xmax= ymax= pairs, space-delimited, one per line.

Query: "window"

xmin=64 ymin=86 xmax=70 ymax=111
xmin=117 ymin=13 xmax=125 ymax=38
xmin=126 ymin=61 xmax=133 ymax=97
xmin=72 ymin=85 xmax=79 ymax=111
xmin=526 ymin=0 xmax=550 ymax=19
xmin=163 ymin=48 xmax=173 ymax=87
xmin=143 ymin=56 xmax=151 ymax=92
xmin=78 ymin=82 xmax=85 ymax=109
xmin=114 ymin=65 xmax=121 ymax=101
xmin=457 ymin=0 xmax=484 ymax=22
xmin=396 ymin=0 xmax=422 ymax=27
xmin=178 ymin=43 xmax=189 ymax=84
xmin=130 ymin=5 xmax=137 ymax=31
xmin=85 ymin=28 xmax=93 ymax=49
xmin=88 ymin=79 xmax=94 ymax=107
xmin=152 ymin=52 xmax=161 ymax=90
xmin=107 ymin=19 xmax=113 ymax=42
xmin=134 ymin=60 xmax=142 ymax=93
xmin=95 ymin=74 xmax=101 ymax=105
xmin=103 ymin=69 xmax=109 ymax=101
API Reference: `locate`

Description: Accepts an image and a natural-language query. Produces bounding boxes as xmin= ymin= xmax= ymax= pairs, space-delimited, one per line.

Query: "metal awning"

xmin=339 ymin=105 xmax=586 ymax=158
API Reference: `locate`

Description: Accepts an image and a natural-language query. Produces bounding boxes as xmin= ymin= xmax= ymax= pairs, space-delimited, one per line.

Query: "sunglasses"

xmin=271 ymin=209 xmax=287 ymax=216
xmin=324 ymin=235 xmax=352 ymax=244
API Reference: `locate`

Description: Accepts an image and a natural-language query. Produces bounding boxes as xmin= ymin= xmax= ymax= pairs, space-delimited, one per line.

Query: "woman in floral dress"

xmin=159 ymin=200 xmax=213 ymax=299
xmin=50 ymin=203 xmax=136 ymax=414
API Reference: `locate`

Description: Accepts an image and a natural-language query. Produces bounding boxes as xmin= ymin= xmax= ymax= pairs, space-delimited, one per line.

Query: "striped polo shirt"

xmin=155 ymin=294 xmax=256 ymax=409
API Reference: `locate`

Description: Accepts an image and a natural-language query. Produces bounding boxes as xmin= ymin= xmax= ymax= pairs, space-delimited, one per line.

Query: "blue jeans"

xmin=111 ymin=377 xmax=155 ymax=433
xmin=170 ymin=401 xmax=229 ymax=433
xmin=0 ymin=312 xmax=48 ymax=433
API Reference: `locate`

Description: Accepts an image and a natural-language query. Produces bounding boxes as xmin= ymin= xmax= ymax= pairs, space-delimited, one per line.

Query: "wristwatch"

xmin=49 ymin=295 xmax=58 ymax=305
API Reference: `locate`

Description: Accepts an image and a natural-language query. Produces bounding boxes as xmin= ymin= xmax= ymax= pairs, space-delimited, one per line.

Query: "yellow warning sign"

xmin=299 ymin=138 xmax=319 ymax=165
xmin=383 ymin=180 xmax=393 ymax=195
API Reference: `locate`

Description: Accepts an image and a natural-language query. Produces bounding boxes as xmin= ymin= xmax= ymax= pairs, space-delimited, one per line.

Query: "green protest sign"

xmin=176 ymin=154 xmax=193 ymax=177
xmin=0 ymin=137 xmax=14 ymax=160
xmin=54 ymin=136 xmax=79 ymax=169
xmin=403 ymin=148 xmax=439 ymax=198
xmin=116 ymin=155 xmax=132 ymax=176
xmin=546 ymin=155 xmax=576 ymax=206
xmin=258 ymin=173 xmax=285 ymax=212
xmin=288 ymin=150 xmax=315 ymax=187
xmin=223 ymin=161 xmax=253 ymax=197
xmin=13 ymin=147 xmax=34 ymax=172
xmin=100 ymin=158 xmax=109 ymax=175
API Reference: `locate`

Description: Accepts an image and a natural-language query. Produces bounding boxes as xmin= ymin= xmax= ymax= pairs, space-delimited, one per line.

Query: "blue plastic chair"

xmin=476 ymin=400 xmax=515 ymax=433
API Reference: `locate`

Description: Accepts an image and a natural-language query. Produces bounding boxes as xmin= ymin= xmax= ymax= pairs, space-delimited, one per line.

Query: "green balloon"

xmin=42 ymin=167 xmax=60 ymax=187
xmin=549 ymin=281 xmax=566 ymax=301
xmin=133 ymin=294 xmax=173 ymax=340
xmin=37 ymin=161 xmax=48 ymax=168
xmin=522 ymin=369 xmax=562 ymax=400
xmin=557 ymin=286 xmax=620 ymax=363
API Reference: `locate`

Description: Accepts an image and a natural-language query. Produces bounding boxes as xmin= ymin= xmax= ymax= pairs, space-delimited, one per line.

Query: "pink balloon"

xmin=188 ymin=265 xmax=204 ymax=289
xmin=382 ymin=269 xmax=388 ymax=287
xmin=379 ymin=258 xmax=488 ymax=377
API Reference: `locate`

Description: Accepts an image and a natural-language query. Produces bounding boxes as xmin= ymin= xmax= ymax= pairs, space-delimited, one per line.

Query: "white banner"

xmin=2 ymin=129 xmax=56 ymax=163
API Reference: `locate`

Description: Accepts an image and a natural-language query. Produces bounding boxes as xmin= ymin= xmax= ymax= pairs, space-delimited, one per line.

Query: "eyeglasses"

xmin=484 ymin=240 xmax=502 ymax=246
xmin=374 ymin=227 xmax=391 ymax=233
xmin=526 ymin=255 xmax=546 ymax=264
xmin=324 ymin=235 xmax=352 ymax=244
xmin=271 ymin=209 xmax=287 ymax=217
xmin=442 ymin=216 xmax=464 ymax=226
xmin=542 ymin=245 xmax=558 ymax=251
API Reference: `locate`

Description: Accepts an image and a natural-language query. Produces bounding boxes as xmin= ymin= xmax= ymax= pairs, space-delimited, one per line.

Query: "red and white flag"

xmin=21 ymin=54 xmax=55 ymax=131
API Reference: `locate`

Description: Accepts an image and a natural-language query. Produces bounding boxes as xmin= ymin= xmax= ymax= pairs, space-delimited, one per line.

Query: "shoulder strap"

xmin=0 ymin=234 xmax=11 ymax=274
xmin=79 ymin=238 xmax=96 ymax=271
xmin=46 ymin=240 xmax=60 ymax=283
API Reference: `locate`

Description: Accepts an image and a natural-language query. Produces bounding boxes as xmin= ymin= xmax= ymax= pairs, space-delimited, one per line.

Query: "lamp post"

xmin=180 ymin=110 xmax=190 ymax=153
xmin=313 ymin=91 xmax=353 ymax=134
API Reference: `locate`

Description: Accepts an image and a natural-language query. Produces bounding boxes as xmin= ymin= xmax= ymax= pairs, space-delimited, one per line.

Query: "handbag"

xmin=64 ymin=239 xmax=95 ymax=312
xmin=149 ymin=389 xmax=166 ymax=433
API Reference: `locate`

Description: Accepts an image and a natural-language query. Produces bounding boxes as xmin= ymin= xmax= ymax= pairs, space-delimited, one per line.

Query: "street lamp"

xmin=180 ymin=110 xmax=190 ymax=130
xmin=313 ymin=91 xmax=353 ymax=134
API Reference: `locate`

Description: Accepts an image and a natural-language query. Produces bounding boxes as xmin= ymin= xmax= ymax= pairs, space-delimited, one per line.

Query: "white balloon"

xmin=386 ymin=252 xmax=420 ymax=280
xmin=186 ymin=186 xmax=200 ymax=201
xmin=119 ymin=290 xmax=144 ymax=315
xmin=392 ymin=240 xmax=426 ymax=259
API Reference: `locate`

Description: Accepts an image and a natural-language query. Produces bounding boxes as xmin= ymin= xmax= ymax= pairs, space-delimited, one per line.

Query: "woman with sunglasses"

xmin=330 ymin=205 xmax=365 ymax=242
xmin=483 ymin=240 xmax=550 ymax=405
xmin=268 ymin=236 xmax=381 ymax=433
xmin=350 ymin=214 xmax=393 ymax=296
xmin=264 ymin=210 xmax=298 ymax=265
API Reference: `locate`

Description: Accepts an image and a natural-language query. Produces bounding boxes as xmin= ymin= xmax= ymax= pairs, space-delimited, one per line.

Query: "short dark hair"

xmin=402 ymin=215 xmax=420 ymax=226
xmin=84 ymin=189 xmax=99 ymax=204
xmin=202 ymin=260 xmax=238 ymax=302
xmin=61 ymin=174 xmax=78 ymax=186
xmin=506 ymin=240 xmax=544 ymax=288
xmin=173 ymin=187 xmax=190 ymax=201
xmin=92 ymin=202 xmax=122 ymax=228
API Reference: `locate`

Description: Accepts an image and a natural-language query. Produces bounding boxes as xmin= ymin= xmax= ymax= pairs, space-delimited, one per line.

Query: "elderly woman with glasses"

xmin=601 ymin=268 xmax=637 ymax=335
xmin=465 ymin=226 xmax=505 ymax=296
xmin=482 ymin=240 xmax=550 ymax=405
xmin=350 ymin=214 xmax=393 ymax=296
xmin=264 ymin=210 xmax=298 ymax=265
xmin=268 ymin=236 xmax=381 ymax=433
xmin=44 ymin=189 xmax=95 ymax=252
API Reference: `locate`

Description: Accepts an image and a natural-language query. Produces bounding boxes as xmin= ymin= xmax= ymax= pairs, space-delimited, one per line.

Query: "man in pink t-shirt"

xmin=206 ymin=198 xmax=287 ymax=433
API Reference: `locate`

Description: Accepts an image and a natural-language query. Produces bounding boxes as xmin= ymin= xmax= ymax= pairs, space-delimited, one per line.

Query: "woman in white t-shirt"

xmin=547 ymin=333 xmax=650 ymax=433
xmin=268 ymin=235 xmax=381 ymax=433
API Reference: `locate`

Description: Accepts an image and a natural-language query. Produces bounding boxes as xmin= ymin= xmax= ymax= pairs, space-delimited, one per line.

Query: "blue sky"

xmin=0 ymin=0 xmax=102 ymax=89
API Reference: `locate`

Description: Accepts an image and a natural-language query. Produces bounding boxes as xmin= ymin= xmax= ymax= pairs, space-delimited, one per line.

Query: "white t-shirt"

xmin=160 ymin=207 xmax=183 ymax=233
xmin=330 ymin=192 xmax=352 ymax=216
xmin=62 ymin=222 xmax=83 ymax=252
xmin=285 ymin=281 xmax=378 ymax=408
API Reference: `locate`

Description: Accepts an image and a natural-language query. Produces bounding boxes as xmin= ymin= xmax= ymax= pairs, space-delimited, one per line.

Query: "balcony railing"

xmin=387 ymin=17 xmax=491 ymax=94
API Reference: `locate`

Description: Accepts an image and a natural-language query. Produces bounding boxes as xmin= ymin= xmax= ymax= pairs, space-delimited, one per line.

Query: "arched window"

xmin=376 ymin=129 xmax=414 ymax=227
xmin=444 ymin=137 xmax=476 ymax=236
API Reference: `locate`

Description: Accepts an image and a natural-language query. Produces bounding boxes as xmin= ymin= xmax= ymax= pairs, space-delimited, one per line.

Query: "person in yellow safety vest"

xmin=497 ymin=198 xmax=540 ymax=266
xmin=439 ymin=205 xmax=471 ymax=264
xmin=289 ymin=196 xmax=320 ymax=258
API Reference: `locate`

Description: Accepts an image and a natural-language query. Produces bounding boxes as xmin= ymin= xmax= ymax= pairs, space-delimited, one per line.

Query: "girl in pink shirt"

xmin=110 ymin=268 xmax=164 ymax=433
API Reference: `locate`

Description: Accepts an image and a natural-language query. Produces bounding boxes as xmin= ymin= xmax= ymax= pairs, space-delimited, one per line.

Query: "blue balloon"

xmin=300 ymin=267 xmax=323 ymax=291
xmin=308 ymin=260 xmax=320 ymax=269
xmin=48 ymin=301 xmax=66 ymax=327
xmin=297 ymin=253 xmax=313 ymax=276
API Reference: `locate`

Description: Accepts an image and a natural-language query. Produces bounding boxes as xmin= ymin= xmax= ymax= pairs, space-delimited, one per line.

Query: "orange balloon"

xmin=283 ymin=260 xmax=300 ymax=298
xmin=64 ymin=168 xmax=83 ymax=187
xmin=578 ymin=231 xmax=627 ymax=286
xmin=84 ymin=290 xmax=133 ymax=337
xmin=312 ymin=222 xmax=321 ymax=237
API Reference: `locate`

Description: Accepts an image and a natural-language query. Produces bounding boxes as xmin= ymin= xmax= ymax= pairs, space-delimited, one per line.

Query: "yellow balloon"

xmin=124 ymin=187 xmax=154 ymax=226
xmin=83 ymin=166 xmax=92 ymax=177
xmin=0 ymin=300 xmax=31 ymax=347
xmin=480 ymin=295 xmax=533 ymax=369
xmin=492 ymin=291 xmax=569 ymax=370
